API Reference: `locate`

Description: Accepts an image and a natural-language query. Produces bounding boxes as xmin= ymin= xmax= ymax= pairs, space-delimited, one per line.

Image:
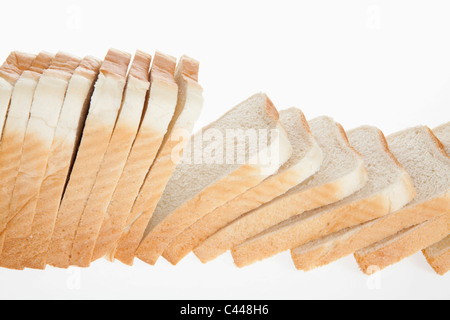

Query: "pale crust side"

xmin=112 ymin=56 xmax=203 ymax=265
xmin=355 ymin=212 xmax=450 ymax=275
xmin=100 ymin=49 xmax=131 ymax=79
xmin=163 ymin=140 xmax=323 ymax=265
xmin=0 ymin=51 xmax=36 ymax=84
xmin=91 ymin=52 xmax=178 ymax=262
xmin=69 ymin=52 xmax=151 ymax=267
xmin=19 ymin=58 xmax=101 ymax=270
xmin=423 ymin=236 xmax=450 ymax=276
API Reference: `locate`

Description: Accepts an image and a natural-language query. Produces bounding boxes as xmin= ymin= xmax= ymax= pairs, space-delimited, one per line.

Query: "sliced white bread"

xmin=422 ymin=122 xmax=450 ymax=276
xmin=291 ymin=123 xmax=450 ymax=272
xmin=355 ymin=213 xmax=450 ymax=274
xmin=69 ymin=51 xmax=152 ymax=267
xmin=2 ymin=53 xmax=81 ymax=241
xmin=0 ymin=52 xmax=54 ymax=252
xmin=231 ymin=126 xmax=415 ymax=268
xmin=47 ymin=49 xmax=131 ymax=268
xmin=194 ymin=117 xmax=367 ymax=264
xmin=0 ymin=52 xmax=36 ymax=137
xmin=163 ymin=108 xmax=324 ymax=265
xmin=91 ymin=52 xmax=179 ymax=262
xmin=0 ymin=57 xmax=100 ymax=270
xmin=111 ymin=56 xmax=204 ymax=265
xmin=135 ymin=93 xmax=293 ymax=266
xmin=423 ymin=235 xmax=450 ymax=276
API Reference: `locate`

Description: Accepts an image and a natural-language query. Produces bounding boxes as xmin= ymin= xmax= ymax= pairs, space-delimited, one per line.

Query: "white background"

xmin=0 ymin=0 xmax=449 ymax=300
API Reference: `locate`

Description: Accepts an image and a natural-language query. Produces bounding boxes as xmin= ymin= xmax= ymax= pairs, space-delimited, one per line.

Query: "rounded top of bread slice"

xmin=151 ymin=93 xmax=286 ymax=224
xmin=433 ymin=122 xmax=450 ymax=155
xmin=100 ymin=48 xmax=131 ymax=79
xmin=387 ymin=126 xmax=450 ymax=204
xmin=0 ymin=51 xmax=36 ymax=84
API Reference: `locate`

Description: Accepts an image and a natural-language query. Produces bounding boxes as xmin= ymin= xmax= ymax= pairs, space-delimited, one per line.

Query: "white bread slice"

xmin=195 ymin=117 xmax=367 ymax=264
xmin=291 ymin=123 xmax=450 ymax=272
xmin=231 ymin=126 xmax=413 ymax=268
xmin=422 ymin=122 xmax=450 ymax=276
xmin=111 ymin=56 xmax=204 ymax=265
xmin=0 ymin=52 xmax=54 ymax=252
xmin=355 ymin=212 xmax=450 ymax=274
xmin=0 ymin=57 xmax=101 ymax=270
xmin=91 ymin=52 xmax=179 ymax=262
xmin=2 ymin=53 xmax=81 ymax=242
xmin=423 ymin=234 xmax=450 ymax=276
xmin=69 ymin=51 xmax=152 ymax=267
xmin=0 ymin=52 xmax=36 ymax=137
xmin=47 ymin=49 xmax=131 ymax=268
xmin=135 ymin=93 xmax=293 ymax=266
xmin=163 ymin=108 xmax=324 ymax=265
xmin=292 ymin=127 xmax=450 ymax=270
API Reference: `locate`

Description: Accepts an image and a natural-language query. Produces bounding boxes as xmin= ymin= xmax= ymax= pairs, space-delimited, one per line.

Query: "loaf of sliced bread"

xmin=134 ymin=93 xmax=293 ymax=266
xmin=355 ymin=212 xmax=450 ymax=274
xmin=422 ymin=122 xmax=450 ymax=276
xmin=69 ymin=51 xmax=152 ymax=268
xmin=194 ymin=117 xmax=367 ymax=264
xmin=423 ymin=235 xmax=450 ymax=276
xmin=0 ymin=57 xmax=101 ymax=270
xmin=111 ymin=56 xmax=204 ymax=265
xmin=0 ymin=52 xmax=36 ymax=137
xmin=294 ymin=126 xmax=450 ymax=273
xmin=162 ymin=108 xmax=324 ymax=265
xmin=230 ymin=126 xmax=415 ymax=268
xmin=0 ymin=52 xmax=54 ymax=253
xmin=91 ymin=51 xmax=179 ymax=262
xmin=47 ymin=49 xmax=131 ymax=268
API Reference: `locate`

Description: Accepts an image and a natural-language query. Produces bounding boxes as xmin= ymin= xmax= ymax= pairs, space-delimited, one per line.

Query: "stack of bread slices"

xmin=0 ymin=49 xmax=448 ymax=275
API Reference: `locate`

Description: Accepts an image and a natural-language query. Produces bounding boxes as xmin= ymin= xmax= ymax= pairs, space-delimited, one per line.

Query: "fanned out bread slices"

xmin=352 ymin=126 xmax=450 ymax=274
xmin=91 ymin=52 xmax=179 ymax=263
xmin=423 ymin=235 xmax=450 ymax=276
xmin=135 ymin=93 xmax=293 ymax=266
xmin=162 ymin=108 xmax=324 ymax=265
xmin=194 ymin=117 xmax=367 ymax=264
xmin=3 ymin=53 xmax=81 ymax=240
xmin=0 ymin=56 xmax=101 ymax=270
xmin=422 ymin=122 xmax=450 ymax=276
xmin=69 ymin=51 xmax=152 ymax=268
xmin=230 ymin=125 xmax=415 ymax=268
xmin=47 ymin=49 xmax=131 ymax=268
xmin=0 ymin=52 xmax=54 ymax=252
xmin=0 ymin=52 xmax=36 ymax=137
xmin=112 ymin=56 xmax=204 ymax=265
xmin=291 ymin=126 xmax=450 ymax=273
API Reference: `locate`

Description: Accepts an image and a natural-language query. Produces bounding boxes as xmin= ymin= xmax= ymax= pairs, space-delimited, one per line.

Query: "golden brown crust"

xmin=100 ymin=49 xmax=131 ymax=79
xmin=151 ymin=51 xmax=177 ymax=86
xmin=44 ymin=52 xmax=81 ymax=81
xmin=128 ymin=50 xmax=151 ymax=81
xmin=28 ymin=52 xmax=55 ymax=74
xmin=0 ymin=51 xmax=36 ymax=84
xmin=264 ymin=95 xmax=279 ymax=121
xmin=426 ymin=126 xmax=449 ymax=158
xmin=175 ymin=55 xmax=199 ymax=82
xmin=423 ymin=245 xmax=450 ymax=276
xmin=74 ymin=56 xmax=102 ymax=80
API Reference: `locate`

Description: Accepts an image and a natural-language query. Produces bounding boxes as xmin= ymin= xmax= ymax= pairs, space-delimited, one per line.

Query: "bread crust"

xmin=423 ymin=236 xmax=450 ymax=276
xmin=91 ymin=52 xmax=178 ymax=262
xmin=355 ymin=212 xmax=450 ymax=275
xmin=0 ymin=51 xmax=36 ymax=84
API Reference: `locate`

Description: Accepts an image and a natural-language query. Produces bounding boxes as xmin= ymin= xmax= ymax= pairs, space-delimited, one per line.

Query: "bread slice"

xmin=422 ymin=122 xmax=450 ymax=276
xmin=194 ymin=117 xmax=367 ymax=264
xmin=2 ymin=53 xmax=81 ymax=241
xmin=0 ymin=52 xmax=54 ymax=252
xmin=162 ymin=108 xmax=324 ymax=265
xmin=91 ymin=51 xmax=179 ymax=262
xmin=69 ymin=51 xmax=152 ymax=267
xmin=231 ymin=126 xmax=410 ymax=268
xmin=0 ymin=57 xmax=101 ymax=270
xmin=0 ymin=52 xmax=36 ymax=137
xmin=111 ymin=56 xmax=204 ymax=265
xmin=47 ymin=49 xmax=131 ymax=268
xmin=134 ymin=93 xmax=293 ymax=266
xmin=355 ymin=213 xmax=450 ymax=274
xmin=423 ymin=235 xmax=450 ymax=276
xmin=291 ymin=123 xmax=450 ymax=272
xmin=293 ymin=127 xmax=450 ymax=270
